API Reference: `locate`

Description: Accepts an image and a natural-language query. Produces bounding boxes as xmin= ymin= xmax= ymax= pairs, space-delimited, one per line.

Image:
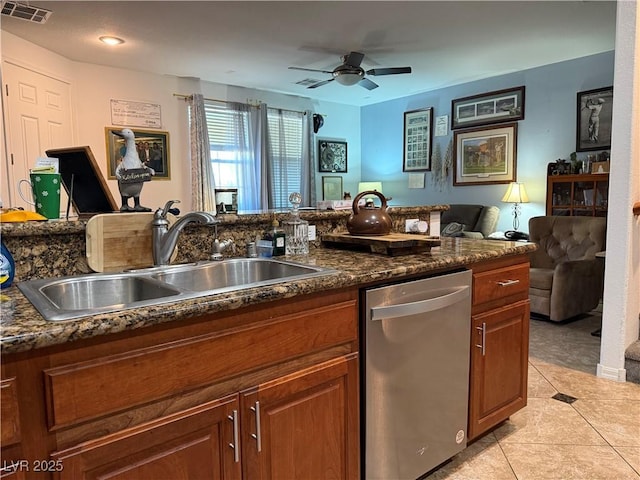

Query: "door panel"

xmin=2 ymin=61 xmax=73 ymax=210
xmin=241 ymin=354 xmax=359 ymax=480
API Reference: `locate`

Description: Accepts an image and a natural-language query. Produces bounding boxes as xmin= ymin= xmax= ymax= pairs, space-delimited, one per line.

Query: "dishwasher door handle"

xmin=370 ymin=285 xmax=469 ymax=321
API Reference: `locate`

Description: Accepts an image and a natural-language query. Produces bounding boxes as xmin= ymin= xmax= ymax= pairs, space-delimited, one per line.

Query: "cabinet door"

xmin=51 ymin=395 xmax=241 ymax=480
xmin=241 ymin=354 xmax=359 ymax=480
xmin=468 ymin=300 xmax=530 ymax=441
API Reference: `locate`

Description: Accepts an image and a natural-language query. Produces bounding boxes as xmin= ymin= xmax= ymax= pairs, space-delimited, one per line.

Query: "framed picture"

xmin=105 ymin=127 xmax=170 ymax=180
xmin=453 ymin=123 xmax=518 ymax=186
xmin=576 ymin=86 xmax=613 ymax=152
xmin=451 ymin=86 xmax=525 ymax=130
xmin=322 ymin=176 xmax=343 ymax=201
xmin=318 ymin=140 xmax=347 ymax=173
xmin=403 ymin=107 xmax=433 ymax=171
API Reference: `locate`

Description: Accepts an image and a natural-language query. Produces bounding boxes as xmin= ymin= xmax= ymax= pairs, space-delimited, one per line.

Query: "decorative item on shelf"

xmin=547 ymin=159 xmax=572 ymax=176
xmin=501 ymin=182 xmax=529 ymax=231
xmin=111 ymin=129 xmax=154 ymax=212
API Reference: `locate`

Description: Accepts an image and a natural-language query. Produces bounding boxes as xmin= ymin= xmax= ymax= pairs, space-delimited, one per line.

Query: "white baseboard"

xmin=597 ymin=363 xmax=627 ymax=382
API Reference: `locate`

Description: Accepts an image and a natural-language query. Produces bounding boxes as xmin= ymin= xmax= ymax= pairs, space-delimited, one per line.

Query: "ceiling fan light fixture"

xmin=334 ymin=72 xmax=363 ymax=86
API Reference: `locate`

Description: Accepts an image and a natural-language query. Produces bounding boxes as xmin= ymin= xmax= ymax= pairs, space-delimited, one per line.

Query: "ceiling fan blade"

xmin=358 ymin=78 xmax=378 ymax=90
xmin=308 ymin=78 xmax=335 ymax=89
xmin=288 ymin=66 xmax=334 ymax=74
xmin=366 ymin=67 xmax=412 ymax=76
xmin=344 ymin=51 xmax=365 ymax=67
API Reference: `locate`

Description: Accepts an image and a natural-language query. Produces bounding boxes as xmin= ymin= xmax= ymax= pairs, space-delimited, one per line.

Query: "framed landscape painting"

xmin=453 ymin=123 xmax=517 ymax=186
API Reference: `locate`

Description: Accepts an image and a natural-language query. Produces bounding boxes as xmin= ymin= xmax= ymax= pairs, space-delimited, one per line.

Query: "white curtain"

xmin=210 ymin=101 xmax=262 ymax=211
xmin=188 ymin=94 xmax=216 ymax=213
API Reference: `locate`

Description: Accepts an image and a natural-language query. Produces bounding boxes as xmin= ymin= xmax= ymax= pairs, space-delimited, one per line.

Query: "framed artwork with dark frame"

xmin=318 ymin=140 xmax=347 ymax=173
xmin=453 ymin=123 xmax=518 ymax=186
xmin=451 ymin=86 xmax=525 ymax=130
xmin=576 ymin=86 xmax=613 ymax=152
xmin=322 ymin=176 xmax=343 ymax=201
xmin=105 ymin=127 xmax=170 ymax=180
xmin=403 ymin=107 xmax=433 ymax=171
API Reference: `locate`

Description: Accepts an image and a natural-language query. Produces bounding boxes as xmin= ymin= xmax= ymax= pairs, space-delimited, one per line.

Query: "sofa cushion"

xmin=442 ymin=222 xmax=467 ymax=237
xmin=530 ymin=267 xmax=554 ymax=290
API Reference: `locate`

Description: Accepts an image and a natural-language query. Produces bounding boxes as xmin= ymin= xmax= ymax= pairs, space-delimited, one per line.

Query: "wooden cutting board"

xmin=321 ymin=232 xmax=441 ymax=256
xmin=86 ymin=212 xmax=177 ymax=272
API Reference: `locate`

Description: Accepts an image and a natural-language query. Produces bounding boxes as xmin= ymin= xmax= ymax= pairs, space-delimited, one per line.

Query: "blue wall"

xmin=361 ymin=51 xmax=614 ymax=232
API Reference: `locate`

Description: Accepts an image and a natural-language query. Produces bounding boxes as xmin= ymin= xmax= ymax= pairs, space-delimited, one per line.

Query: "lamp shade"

xmin=501 ymin=182 xmax=529 ymax=204
xmin=358 ymin=182 xmax=383 ymax=194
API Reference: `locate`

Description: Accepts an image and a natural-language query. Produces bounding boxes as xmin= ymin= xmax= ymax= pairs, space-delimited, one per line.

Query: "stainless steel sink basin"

xmin=151 ymin=258 xmax=330 ymax=292
xmin=18 ymin=274 xmax=182 ymax=321
xmin=18 ymin=258 xmax=336 ymax=322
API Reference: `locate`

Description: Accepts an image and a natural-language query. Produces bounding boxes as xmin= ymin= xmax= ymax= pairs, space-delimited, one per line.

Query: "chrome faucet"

xmin=151 ymin=200 xmax=218 ymax=266
xmin=210 ymin=232 xmax=236 ymax=261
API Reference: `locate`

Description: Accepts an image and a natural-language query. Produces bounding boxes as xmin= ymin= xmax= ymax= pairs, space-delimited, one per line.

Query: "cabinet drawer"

xmin=0 ymin=377 xmax=21 ymax=447
xmin=473 ymin=263 xmax=529 ymax=307
xmin=44 ymin=299 xmax=358 ymax=430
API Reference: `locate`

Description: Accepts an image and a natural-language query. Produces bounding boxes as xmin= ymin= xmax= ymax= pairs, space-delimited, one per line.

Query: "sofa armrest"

xmin=461 ymin=231 xmax=485 ymax=239
xmin=552 ymin=258 xmax=603 ymax=298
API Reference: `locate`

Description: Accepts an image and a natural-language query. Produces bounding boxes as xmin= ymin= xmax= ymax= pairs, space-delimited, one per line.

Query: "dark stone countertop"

xmin=0 ymin=238 xmax=535 ymax=355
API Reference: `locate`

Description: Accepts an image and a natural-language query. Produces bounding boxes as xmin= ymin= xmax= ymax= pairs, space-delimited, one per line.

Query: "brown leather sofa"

xmin=528 ymin=216 xmax=606 ymax=322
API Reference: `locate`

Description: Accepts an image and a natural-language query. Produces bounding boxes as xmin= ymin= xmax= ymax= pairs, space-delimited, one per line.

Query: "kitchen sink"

xmin=151 ymin=258 xmax=329 ymax=292
xmin=18 ymin=258 xmax=337 ymax=322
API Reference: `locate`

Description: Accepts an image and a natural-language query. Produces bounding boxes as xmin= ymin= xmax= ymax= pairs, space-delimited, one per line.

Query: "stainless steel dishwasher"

xmin=363 ymin=269 xmax=472 ymax=480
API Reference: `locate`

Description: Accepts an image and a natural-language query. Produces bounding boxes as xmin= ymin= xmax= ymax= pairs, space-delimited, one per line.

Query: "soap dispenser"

xmin=0 ymin=242 xmax=15 ymax=289
xmin=283 ymin=192 xmax=309 ymax=255
xmin=265 ymin=217 xmax=286 ymax=256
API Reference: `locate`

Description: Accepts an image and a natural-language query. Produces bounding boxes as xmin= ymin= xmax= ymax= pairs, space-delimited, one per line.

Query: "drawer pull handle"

xmin=497 ymin=279 xmax=520 ymax=287
xmin=475 ymin=323 xmax=486 ymax=356
xmin=228 ymin=409 xmax=240 ymax=463
xmin=250 ymin=401 xmax=262 ymax=452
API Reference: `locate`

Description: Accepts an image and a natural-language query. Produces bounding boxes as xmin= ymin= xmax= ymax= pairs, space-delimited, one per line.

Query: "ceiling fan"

xmin=288 ymin=51 xmax=412 ymax=90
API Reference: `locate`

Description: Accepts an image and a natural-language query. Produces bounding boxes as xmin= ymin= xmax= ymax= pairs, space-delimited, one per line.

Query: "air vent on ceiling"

xmin=295 ymin=78 xmax=324 ymax=87
xmin=1 ymin=1 xmax=52 ymax=23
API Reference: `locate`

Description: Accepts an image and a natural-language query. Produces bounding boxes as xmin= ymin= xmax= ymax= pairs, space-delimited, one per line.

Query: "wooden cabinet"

xmin=468 ymin=255 xmax=530 ymax=441
xmin=1 ymin=288 xmax=359 ymax=480
xmin=546 ymin=173 xmax=609 ymax=217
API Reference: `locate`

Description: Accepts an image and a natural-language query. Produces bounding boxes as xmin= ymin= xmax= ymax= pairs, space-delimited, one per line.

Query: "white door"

xmin=2 ymin=61 xmax=73 ymax=210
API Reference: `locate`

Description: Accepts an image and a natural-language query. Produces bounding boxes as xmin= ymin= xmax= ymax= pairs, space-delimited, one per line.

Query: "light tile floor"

xmin=427 ymin=313 xmax=640 ymax=480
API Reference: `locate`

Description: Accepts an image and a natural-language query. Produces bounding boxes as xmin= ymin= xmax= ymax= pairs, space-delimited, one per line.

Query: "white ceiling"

xmin=1 ymin=1 xmax=617 ymax=106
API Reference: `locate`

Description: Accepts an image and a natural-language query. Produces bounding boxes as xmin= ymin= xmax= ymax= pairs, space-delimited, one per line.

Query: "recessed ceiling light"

xmin=99 ymin=36 xmax=124 ymax=46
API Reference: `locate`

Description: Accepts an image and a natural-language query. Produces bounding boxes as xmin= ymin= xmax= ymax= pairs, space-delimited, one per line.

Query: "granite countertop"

xmin=0 ymin=238 xmax=535 ymax=355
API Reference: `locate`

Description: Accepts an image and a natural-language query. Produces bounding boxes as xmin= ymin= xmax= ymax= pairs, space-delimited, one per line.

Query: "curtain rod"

xmin=173 ymin=93 xmax=325 ymax=117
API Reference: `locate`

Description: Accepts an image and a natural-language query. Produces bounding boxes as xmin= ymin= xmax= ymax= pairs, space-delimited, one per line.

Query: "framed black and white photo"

xmin=453 ymin=123 xmax=517 ymax=186
xmin=451 ymin=86 xmax=525 ymax=130
xmin=576 ymin=86 xmax=613 ymax=152
xmin=105 ymin=127 xmax=170 ymax=180
xmin=318 ymin=140 xmax=347 ymax=173
xmin=403 ymin=107 xmax=433 ymax=171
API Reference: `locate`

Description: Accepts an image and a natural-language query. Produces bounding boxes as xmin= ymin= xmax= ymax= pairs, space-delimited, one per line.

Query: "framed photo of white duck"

xmin=105 ymin=127 xmax=170 ymax=180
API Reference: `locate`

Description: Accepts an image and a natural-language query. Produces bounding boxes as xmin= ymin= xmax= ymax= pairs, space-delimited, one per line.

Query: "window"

xmin=267 ymin=108 xmax=304 ymax=209
xmin=203 ymin=101 xmax=308 ymax=211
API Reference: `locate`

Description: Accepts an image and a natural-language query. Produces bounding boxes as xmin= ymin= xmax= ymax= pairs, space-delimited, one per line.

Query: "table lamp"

xmin=501 ymin=182 xmax=529 ymax=231
xmin=358 ymin=182 xmax=383 ymax=206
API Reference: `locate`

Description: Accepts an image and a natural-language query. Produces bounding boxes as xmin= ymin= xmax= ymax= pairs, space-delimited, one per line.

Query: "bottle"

xmin=265 ymin=218 xmax=286 ymax=256
xmin=283 ymin=192 xmax=309 ymax=255
xmin=0 ymin=242 xmax=15 ymax=289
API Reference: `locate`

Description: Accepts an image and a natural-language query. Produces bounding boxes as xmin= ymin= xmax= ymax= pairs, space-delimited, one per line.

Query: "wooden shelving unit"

xmin=546 ymin=173 xmax=609 ymax=217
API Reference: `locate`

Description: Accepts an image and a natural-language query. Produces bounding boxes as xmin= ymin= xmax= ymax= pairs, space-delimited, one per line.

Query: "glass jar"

xmin=283 ymin=192 xmax=309 ymax=255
